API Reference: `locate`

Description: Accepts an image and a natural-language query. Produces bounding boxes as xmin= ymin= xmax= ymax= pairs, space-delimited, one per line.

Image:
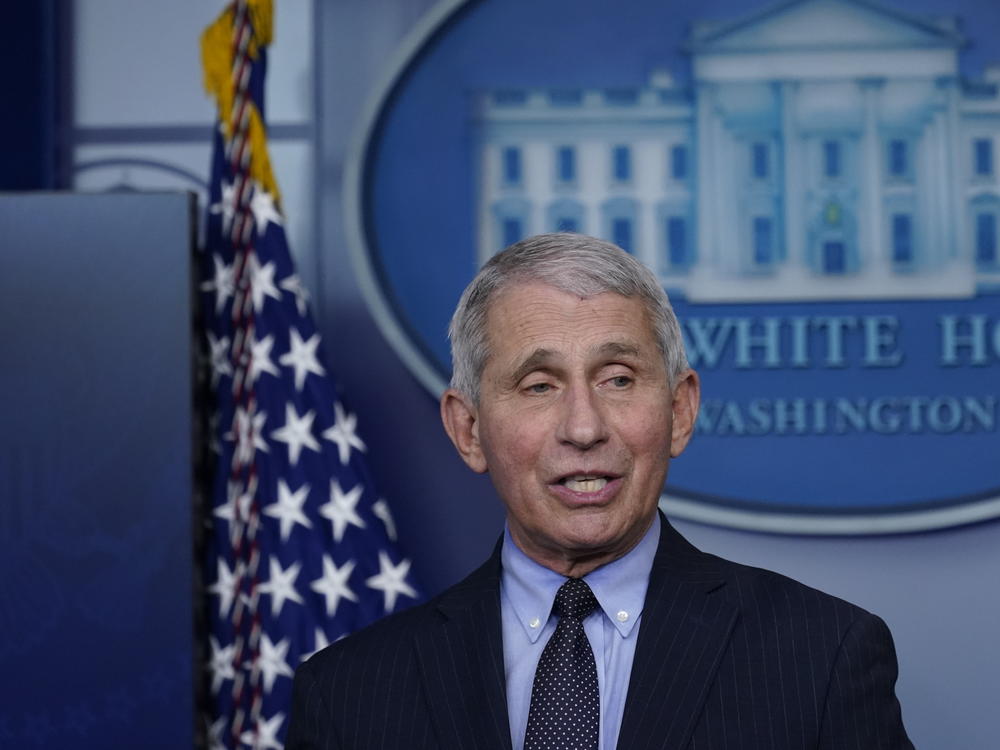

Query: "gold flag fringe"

xmin=200 ymin=0 xmax=280 ymax=206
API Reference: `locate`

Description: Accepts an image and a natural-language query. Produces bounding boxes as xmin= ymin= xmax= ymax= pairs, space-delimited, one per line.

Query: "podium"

xmin=0 ymin=193 xmax=196 ymax=748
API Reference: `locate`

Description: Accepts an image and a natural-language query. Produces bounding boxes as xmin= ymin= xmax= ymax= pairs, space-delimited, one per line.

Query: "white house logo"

xmin=346 ymin=0 xmax=1000 ymax=534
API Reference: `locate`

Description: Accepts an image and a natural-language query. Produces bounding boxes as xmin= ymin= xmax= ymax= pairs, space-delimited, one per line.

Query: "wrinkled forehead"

xmin=481 ymin=281 xmax=655 ymax=366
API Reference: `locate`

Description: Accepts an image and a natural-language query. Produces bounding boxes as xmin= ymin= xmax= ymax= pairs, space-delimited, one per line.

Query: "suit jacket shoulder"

xmin=615 ymin=519 xmax=913 ymax=750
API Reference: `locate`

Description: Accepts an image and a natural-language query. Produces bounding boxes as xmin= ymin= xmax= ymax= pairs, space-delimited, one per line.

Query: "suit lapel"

xmin=616 ymin=518 xmax=738 ymax=750
xmin=414 ymin=546 xmax=512 ymax=750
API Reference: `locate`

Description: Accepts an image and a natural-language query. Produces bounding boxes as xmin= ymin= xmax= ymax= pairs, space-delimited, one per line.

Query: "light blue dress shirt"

xmin=500 ymin=514 xmax=660 ymax=750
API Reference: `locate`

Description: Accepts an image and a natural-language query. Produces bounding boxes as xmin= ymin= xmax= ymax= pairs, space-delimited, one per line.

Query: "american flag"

xmin=198 ymin=2 xmax=420 ymax=747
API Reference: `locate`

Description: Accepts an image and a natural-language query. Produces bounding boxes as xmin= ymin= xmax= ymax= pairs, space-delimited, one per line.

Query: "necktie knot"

xmin=554 ymin=577 xmax=598 ymax=621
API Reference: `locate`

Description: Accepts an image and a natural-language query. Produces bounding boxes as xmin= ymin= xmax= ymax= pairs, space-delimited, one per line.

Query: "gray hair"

xmin=447 ymin=233 xmax=689 ymax=401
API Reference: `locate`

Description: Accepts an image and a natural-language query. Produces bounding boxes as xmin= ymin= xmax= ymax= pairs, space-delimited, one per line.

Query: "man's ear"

xmin=669 ymin=369 xmax=701 ymax=458
xmin=440 ymin=388 xmax=488 ymax=473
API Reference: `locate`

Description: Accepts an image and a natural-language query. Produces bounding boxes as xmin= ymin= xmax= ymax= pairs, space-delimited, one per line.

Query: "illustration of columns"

xmin=942 ymin=76 xmax=967 ymax=259
xmin=918 ymin=110 xmax=942 ymax=268
xmin=779 ymin=80 xmax=803 ymax=270
xmin=695 ymin=82 xmax=718 ymax=273
xmin=859 ymin=78 xmax=885 ymax=271
xmin=931 ymin=104 xmax=951 ymax=264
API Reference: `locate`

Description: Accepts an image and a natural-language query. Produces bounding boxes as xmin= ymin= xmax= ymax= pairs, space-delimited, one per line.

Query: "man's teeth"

xmin=563 ymin=476 xmax=608 ymax=493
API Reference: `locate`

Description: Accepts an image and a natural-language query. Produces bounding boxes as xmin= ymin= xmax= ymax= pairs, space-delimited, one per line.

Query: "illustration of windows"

xmin=751 ymin=142 xmax=769 ymax=180
xmin=612 ymin=145 xmax=632 ymax=182
xmin=823 ymin=241 xmax=846 ymax=273
xmin=810 ymin=199 xmax=856 ymax=275
xmin=549 ymin=89 xmax=582 ymax=106
xmin=502 ymin=218 xmax=522 ymax=246
xmin=888 ymin=139 xmax=910 ymax=179
xmin=891 ymin=214 xmax=913 ymax=265
xmin=602 ymin=197 xmax=638 ymax=253
xmin=823 ymin=140 xmax=841 ymax=179
xmin=501 ymin=146 xmax=521 ymax=185
xmin=752 ymin=216 xmax=774 ymax=265
xmin=670 ymin=145 xmax=687 ymax=181
xmin=976 ymin=212 xmax=997 ymax=266
xmin=974 ymin=138 xmax=993 ymax=177
xmin=492 ymin=197 xmax=530 ymax=249
xmin=547 ymin=199 xmax=584 ymax=234
xmin=970 ymin=195 xmax=999 ymax=267
xmin=493 ymin=90 xmax=527 ymax=106
xmin=605 ymin=88 xmax=639 ymax=106
xmin=666 ymin=217 xmax=690 ymax=268
xmin=555 ymin=146 xmax=576 ymax=184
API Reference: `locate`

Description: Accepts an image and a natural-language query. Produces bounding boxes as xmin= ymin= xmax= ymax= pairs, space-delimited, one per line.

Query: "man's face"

xmin=441 ymin=281 xmax=699 ymax=575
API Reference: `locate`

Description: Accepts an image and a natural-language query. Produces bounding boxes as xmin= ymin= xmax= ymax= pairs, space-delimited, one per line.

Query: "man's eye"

xmin=526 ymin=382 xmax=551 ymax=394
xmin=609 ymin=375 xmax=632 ymax=388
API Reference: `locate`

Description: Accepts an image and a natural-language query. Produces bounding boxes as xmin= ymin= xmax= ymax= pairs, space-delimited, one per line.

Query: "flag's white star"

xmin=322 ymin=402 xmax=367 ymax=464
xmin=302 ymin=627 xmax=331 ymax=662
xmin=258 ymin=557 xmax=304 ymax=616
xmin=250 ymin=183 xmax=284 ymax=235
xmin=310 ymin=555 xmax=358 ymax=617
xmin=319 ymin=480 xmax=366 ymax=542
xmin=254 ymin=633 xmax=294 ymax=694
xmin=271 ymin=403 xmax=320 ymax=466
xmin=263 ymin=479 xmax=312 ymax=542
xmin=239 ymin=712 xmax=284 ymax=750
xmin=207 ymin=636 xmax=235 ymax=694
xmin=208 ymin=558 xmax=239 ymax=617
xmin=372 ymin=499 xmax=398 ymax=542
xmin=279 ymin=329 xmax=326 ymax=391
xmin=209 ymin=180 xmax=236 ymax=234
xmin=200 ymin=254 xmax=235 ymax=314
xmin=248 ymin=252 xmax=282 ymax=312
xmin=249 ymin=334 xmax=280 ymax=384
xmin=206 ymin=715 xmax=227 ymax=750
xmin=280 ymin=274 xmax=310 ymax=317
xmin=365 ymin=551 xmax=417 ymax=613
xmin=206 ymin=332 xmax=232 ymax=386
xmin=225 ymin=405 xmax=269 ymax=465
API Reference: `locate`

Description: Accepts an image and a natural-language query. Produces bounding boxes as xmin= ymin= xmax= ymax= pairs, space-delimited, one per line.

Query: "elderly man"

xmin=287 ymin=233 xmax=912 ymax=749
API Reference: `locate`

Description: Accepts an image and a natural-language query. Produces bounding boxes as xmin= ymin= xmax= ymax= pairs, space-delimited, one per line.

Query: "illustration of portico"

xmin=474 ymin=0 xmax=1000 ymax=302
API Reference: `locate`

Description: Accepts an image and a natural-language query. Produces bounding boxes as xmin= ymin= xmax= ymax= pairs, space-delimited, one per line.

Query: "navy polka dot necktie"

xmin=524 ymin=577 xmax=600 ymax=750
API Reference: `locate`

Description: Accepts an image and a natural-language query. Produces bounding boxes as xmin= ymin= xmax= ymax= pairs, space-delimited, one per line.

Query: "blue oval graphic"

xmin=346 ymin=0 xmax=1000 ymax=533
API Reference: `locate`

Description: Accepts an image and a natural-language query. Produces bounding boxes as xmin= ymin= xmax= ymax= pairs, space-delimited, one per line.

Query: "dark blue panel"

xmin=0 ymin=1 xmax=58 ymax=189
xmin=0 ymin=193 xmax=194 ymax=748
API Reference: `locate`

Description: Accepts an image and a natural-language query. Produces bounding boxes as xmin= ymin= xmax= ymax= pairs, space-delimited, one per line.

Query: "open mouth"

xmin=559 ymin=475 xmax=612 ymax=493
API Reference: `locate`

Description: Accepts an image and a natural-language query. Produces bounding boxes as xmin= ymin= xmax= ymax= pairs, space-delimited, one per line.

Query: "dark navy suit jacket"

xmin=286 ymin=516 xmax=914 ymax=749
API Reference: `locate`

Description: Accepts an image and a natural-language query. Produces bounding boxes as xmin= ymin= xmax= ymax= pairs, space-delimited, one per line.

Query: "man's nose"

xmin=556 ymin=381 xmax=609 ymax=450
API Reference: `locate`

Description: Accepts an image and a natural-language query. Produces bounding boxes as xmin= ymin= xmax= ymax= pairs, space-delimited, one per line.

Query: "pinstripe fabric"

xmin=286 ymin=516 xmax=913 ymax=749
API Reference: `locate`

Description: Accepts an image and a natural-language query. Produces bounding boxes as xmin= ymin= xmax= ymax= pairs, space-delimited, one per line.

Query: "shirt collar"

xmin=500 ymin=514 xmax=660 ymax=643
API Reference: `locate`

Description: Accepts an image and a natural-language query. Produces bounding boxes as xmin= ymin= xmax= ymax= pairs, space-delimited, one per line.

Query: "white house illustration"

xmin=473 ymin=0 xmax=1000 ymax=301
